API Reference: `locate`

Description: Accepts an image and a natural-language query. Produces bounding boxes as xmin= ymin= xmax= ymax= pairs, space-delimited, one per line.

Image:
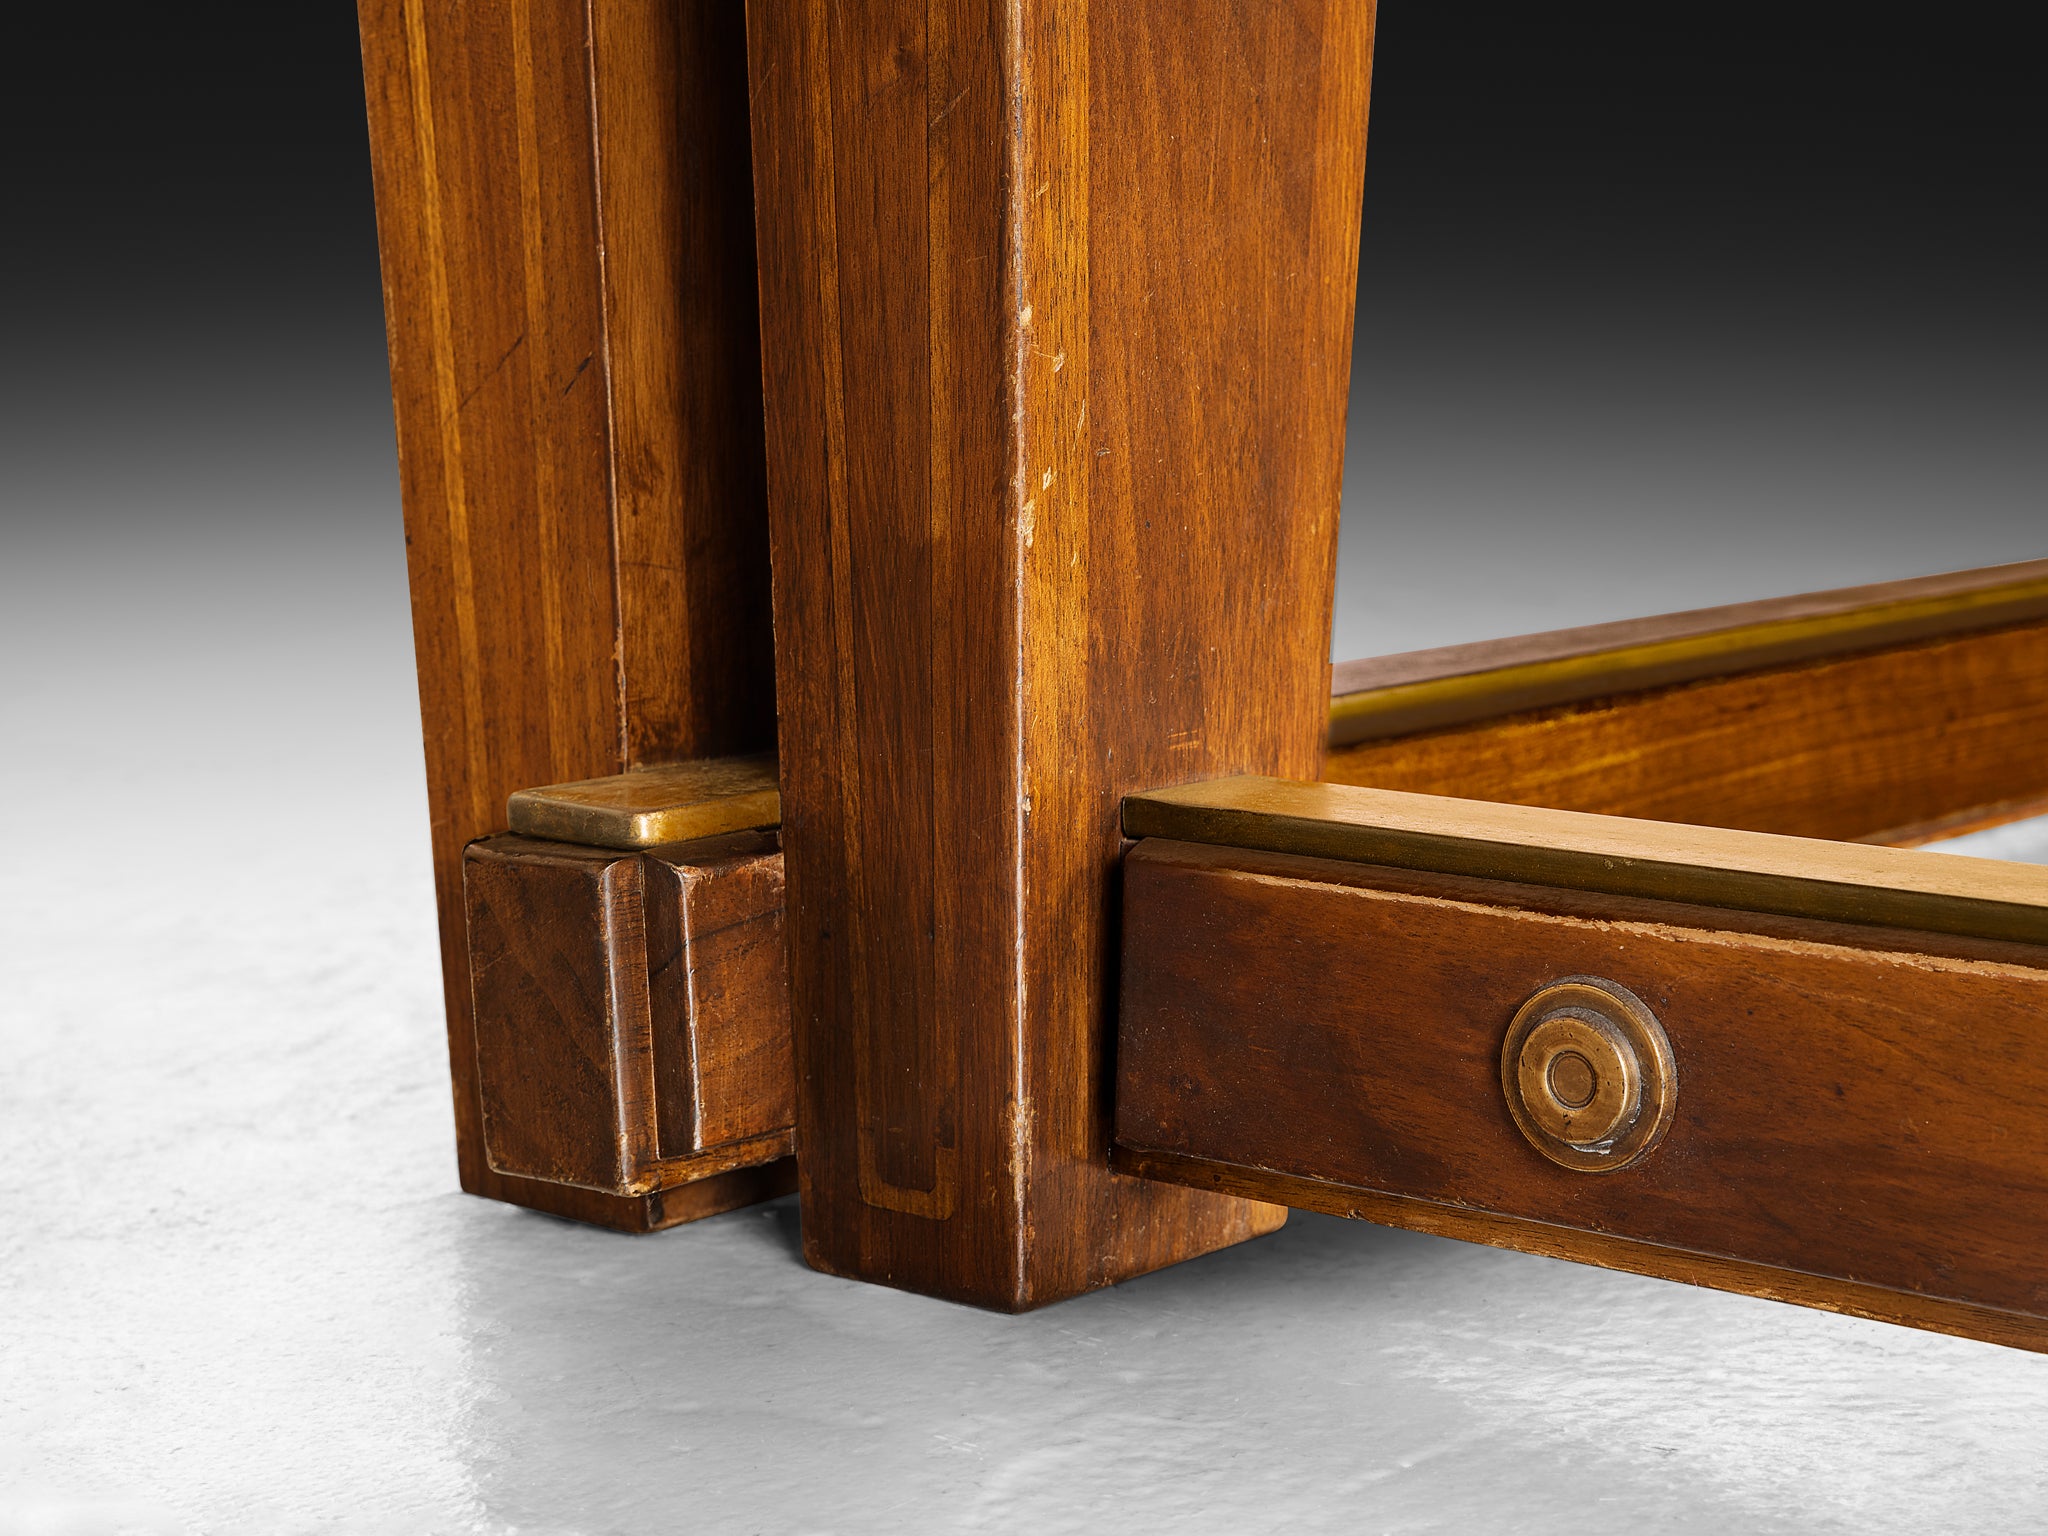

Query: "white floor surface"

xmin=5 ymin=447 xmax=2048 ymax=1535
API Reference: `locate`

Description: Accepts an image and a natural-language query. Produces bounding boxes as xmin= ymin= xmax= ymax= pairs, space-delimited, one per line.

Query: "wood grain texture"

xmin=1324 ymin=619 xmax=2048 ymax=845
xmin=747 ymin=0 xmax=1375 ymax=1306
xmin=465 ymin=832 xmax=794 ymax=1196
xmin=644 ymin=836 xmax=795 ymax=1156
xmin=1116 ymin=838 xmax=2048 ymax=1349
xmin=357 ymin=0 xmax=774 ymax=1228
xmin=1117 ymin=1148 xmax=2048 ymax=1353
xmin=466 ymin=839 xmax=650 ymax=1190
xmin=1328 ymin=558 xmax=2048 ymax=744
xmin=589 ymin=0 xmax=776 ymax=766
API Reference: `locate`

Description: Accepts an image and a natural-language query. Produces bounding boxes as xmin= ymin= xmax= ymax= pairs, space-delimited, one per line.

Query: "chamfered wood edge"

xmin=1113 ymin=1147 xmax=2048 ymax=1354
xmin=1124 ymin=777 xmax=2048 ymax=946
xmin=1328 ymin=559 xmax=2048 ymax=746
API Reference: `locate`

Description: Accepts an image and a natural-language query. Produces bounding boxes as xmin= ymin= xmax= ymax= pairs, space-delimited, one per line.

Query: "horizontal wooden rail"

xmin=1115 ymin=779 xmax=2048 ymax=1351
xmin=490 ymin=559 xmax=2048 ymax=1099
xmin=1329 ymin=559 xmax=2048 ymax=745
xmin=504 ymin=560 xmax=2048 ymax=856
xmin=1125 ymin=776 xmax=2048 ymax=947
xmin=1324 ymin=560 xmax=2048 ymax=845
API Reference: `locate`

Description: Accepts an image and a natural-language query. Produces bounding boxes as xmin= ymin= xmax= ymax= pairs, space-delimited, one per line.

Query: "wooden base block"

xmin=462 ymin=829 xmax=794 ymax=1217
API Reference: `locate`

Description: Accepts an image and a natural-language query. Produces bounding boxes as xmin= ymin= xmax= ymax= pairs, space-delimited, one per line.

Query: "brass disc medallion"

xmin=1501 ymin=976 xmax=1676 ymax=1172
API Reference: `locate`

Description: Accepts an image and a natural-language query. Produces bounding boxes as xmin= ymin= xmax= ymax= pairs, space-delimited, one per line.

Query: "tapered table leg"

xmin=359 ymin=0 xmax=777 ymax=1228
xmin=748 ymin=0 xmax=1377 ymax=1305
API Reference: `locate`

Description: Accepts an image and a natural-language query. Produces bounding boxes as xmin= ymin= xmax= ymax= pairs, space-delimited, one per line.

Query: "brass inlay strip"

xmin=1124 ymin=776 xmax=2048 ymax=948
xmin=1327 ymin=561 xmax=2048 ymax=747
xmin=507 ymin=752 xmax=781 ymax=849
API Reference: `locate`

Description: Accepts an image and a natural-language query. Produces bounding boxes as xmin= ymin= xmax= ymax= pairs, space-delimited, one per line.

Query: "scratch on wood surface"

xmin=452 ymin=330 xmax=528 ymax=417
xmin=930 ymin=84 xmax=970 ymax=129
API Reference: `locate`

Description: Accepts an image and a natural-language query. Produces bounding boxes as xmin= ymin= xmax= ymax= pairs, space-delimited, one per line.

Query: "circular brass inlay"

xmin=1501 ymin=977 xmax=1676 ymax=1172
xmin=1546 ymin=1050 xmax=1596 ymax=1108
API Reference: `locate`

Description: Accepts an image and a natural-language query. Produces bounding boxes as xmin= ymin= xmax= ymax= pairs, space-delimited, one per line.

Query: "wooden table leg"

xmin=358 ymin=0 xmax=778 ymax=1229
xmin=748 ymin=0 xmax=1377 ymax=1305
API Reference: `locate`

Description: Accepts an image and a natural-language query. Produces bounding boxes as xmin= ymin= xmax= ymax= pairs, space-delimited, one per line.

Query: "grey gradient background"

xmin=3 ymin=7 xmax=2046 ymax=1531
xmin=1337 ymin=7 xmax=2044 ymax=655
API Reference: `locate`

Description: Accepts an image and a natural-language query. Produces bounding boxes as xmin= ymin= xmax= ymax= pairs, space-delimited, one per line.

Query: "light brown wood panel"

xmin=1116 ymin=835 xmax=2048 ymax=1350
xmin=747 ymin=0 xmax=1375 ymax=1307
xmin=1325 ymin=619 xmax=2048 ymax=845
xmin=358 ymin=0 xmax=774 ymax=1231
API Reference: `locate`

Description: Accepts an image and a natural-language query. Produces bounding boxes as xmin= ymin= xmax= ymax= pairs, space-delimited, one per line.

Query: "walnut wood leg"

xmin=358 ymin=0 xmax=779 ymax=1228
xmin=747 ymin=0 xmax=1377 ymax=1305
